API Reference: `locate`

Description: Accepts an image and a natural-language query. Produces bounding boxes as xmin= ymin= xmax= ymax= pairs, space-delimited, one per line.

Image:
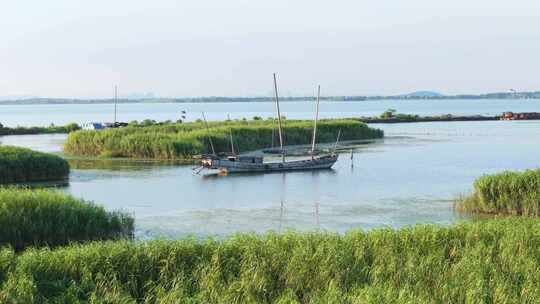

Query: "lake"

xmin=3 ymin=102 xmax=539 ymax=238
xmin=1 ymin=98 xmax=539 ymax=127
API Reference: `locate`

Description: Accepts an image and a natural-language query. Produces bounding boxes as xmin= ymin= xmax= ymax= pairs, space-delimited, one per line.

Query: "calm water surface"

xmin=1 ymin=98 xmax=539 ymax=127
xmin=4 ymin=118 xmax=539 ymax=239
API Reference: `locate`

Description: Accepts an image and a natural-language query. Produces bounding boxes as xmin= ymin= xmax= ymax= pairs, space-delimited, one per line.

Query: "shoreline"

xmin=2 ymin=112 xmax=539 ymax=138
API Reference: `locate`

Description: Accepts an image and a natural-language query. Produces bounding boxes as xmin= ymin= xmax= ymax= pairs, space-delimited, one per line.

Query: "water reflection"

xmin=68 ymin=158 xmax=189 ymax=171
xmin=3 ymin=180 xmax=69 ymax=189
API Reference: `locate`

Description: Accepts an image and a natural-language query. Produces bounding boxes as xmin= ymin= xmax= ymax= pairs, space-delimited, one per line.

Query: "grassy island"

xmin=456 ymin=168 xmax=540 ymax=216
xmin=0 ymin=123 xmax=80 ymax=136
xmin=356 ymin=109 xmax=499 ymax=124
xmin=63 ymin=119 xmax=384 ymax=159
xmin=0 ymin=146 xmax=70 ymax=184
xmin=0 ymin=218 xmax=538 ymax=302
xmin=0 ymin=188 xmax=134 ymax=251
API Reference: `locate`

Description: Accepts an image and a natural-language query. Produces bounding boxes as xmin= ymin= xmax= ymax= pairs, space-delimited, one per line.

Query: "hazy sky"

xmin=1 ymin=0 xmax=539 ymax=98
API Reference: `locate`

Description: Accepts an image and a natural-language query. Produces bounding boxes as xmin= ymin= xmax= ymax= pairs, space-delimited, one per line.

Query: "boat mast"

xmin=229 ymin=128 xmax=236 ymax=155
xmin=271 ymin=117 xmax=275 ymax=148
xmin=310 ymin=85 xmax=321 ymax=159
xmin=201 ymin=112 xmax=216 ymax=155
xmin=273 ymin=73 xmax=285 ymax=162
xmin=333 ymin=129 xmax=341 ymax=154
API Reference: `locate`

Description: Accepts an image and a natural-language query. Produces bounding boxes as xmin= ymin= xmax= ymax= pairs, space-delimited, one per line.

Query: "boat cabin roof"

xmin=237 ymin=156 xmax=263 ymax=163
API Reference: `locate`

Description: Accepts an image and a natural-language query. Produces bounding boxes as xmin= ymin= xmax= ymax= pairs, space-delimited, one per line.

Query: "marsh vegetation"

xmin=0 ymin=218 xmax=538 ymax=302
xmin=455 ymin=168 xmax=540 ymax=216
xmin=64 ymin=119 xmax=384 ymax=159
xmin=0 ymin=123 xmax=80 ymax=136
xmin=0 ymin=188 xmax=134 ymax=251
xmin=0 ymin=146 xmax=70 ymax=184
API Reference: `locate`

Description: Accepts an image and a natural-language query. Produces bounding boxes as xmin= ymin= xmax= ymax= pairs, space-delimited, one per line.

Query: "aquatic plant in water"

xmin=455 ymin=168 xmax=540 ymax=216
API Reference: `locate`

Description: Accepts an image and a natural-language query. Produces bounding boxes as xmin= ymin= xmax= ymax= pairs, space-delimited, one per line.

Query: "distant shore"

xmin=1 ymin=91 xmax=539 ymax=105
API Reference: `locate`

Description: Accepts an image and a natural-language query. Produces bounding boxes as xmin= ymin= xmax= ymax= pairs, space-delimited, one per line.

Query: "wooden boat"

xmin=201 ymin=154 xmax=337 ymax=174
xmin=195 ymin=74 xmax=339 ymax=175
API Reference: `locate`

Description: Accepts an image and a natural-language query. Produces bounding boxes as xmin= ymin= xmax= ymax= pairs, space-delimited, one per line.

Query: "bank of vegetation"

xmin=456 ymin=168 xmax=540 ymax=216
xmin=0 ymin=123 xmax=80 ymax=136
xmin=0 ymin=218 xmax=538 ymax=302
xmin=64 ymin=119 xmax=384 ymax=159
xmin=0 ymin=146 xmax=70 ymax=184
xmin=0 ymin=188 xmax=134 ymax=251
xmin=357 ymin=109 xmax=498 ymax=124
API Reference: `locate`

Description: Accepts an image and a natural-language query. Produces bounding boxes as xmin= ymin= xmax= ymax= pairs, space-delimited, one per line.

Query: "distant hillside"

xmin=402 ymin=91 xmax=444 ymax=98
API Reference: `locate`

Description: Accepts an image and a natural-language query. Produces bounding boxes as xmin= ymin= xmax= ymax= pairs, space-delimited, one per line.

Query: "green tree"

xmin=380 ymin=108 xmax=397 ymax=119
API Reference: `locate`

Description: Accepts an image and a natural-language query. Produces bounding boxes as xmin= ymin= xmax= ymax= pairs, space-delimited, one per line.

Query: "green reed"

xmin=0 ymin=146 xmax=70 ymax=184
xmin=0 ymin=188 xmax=134 ymax=251
xmin=456 ymin=168 xmax=540 ymax=216
xmin=0 ymin=218 xmax=539 ymax=303
xmin=63 ymin=119 xmax=384 ymax=159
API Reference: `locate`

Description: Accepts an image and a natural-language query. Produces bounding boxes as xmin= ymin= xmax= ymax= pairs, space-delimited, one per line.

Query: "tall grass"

xmin=63 ymin=119 xmax=384 ymax=159
xmin=0 ymin=146 xmax=70 ymax=184
xmin=0 ymin=188 xmax=134 ymax=251
xmin=456 ymin=168 xmax=540 ymax=216
xmin=0 ymin=218 xmax=539 ymax=303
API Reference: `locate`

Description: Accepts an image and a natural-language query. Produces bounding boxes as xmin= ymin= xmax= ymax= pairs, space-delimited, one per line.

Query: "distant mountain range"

xmin=0 ymin=91 xmax=539 ymax=105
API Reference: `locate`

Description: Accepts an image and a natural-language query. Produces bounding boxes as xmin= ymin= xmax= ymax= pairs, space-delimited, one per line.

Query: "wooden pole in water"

xmin=311 ymin=85 xmax=321 ymax=160
xmin=273 ymin=73 xmax=285 ymax=162
xmin=202 ymin=112 xmax=216 ymax=155
xmin=114 ymin=85 xmax=118 ymax=125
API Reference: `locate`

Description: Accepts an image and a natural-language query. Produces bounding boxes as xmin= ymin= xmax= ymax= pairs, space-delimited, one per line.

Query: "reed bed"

xmin=0 ymin=123 xmax=80 ymax=136
xmin=63 ymin=119 xmax=384 ymax=159
xmin=0 ymin=146 xmax=70 ymax=184
xmin=455 ymin=168 xmax=540 ymax=216
xmin=0 ymin=218 xmax=539 ymax=303
xmin=0 ymin=188 xmax=134 ymax=251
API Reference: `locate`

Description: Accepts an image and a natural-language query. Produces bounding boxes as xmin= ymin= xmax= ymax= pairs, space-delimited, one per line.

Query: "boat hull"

xmin=207 ymin=155 xmax=338 ymax=173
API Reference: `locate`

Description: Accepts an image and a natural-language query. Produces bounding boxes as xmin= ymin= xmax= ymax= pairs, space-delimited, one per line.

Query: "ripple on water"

xmin=134 ymin=197 xmax=458 ymax=240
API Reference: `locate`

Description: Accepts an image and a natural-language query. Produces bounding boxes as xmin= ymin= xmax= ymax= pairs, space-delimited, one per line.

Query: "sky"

xmin=1 ymin=0 xmax=539 ymax=98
